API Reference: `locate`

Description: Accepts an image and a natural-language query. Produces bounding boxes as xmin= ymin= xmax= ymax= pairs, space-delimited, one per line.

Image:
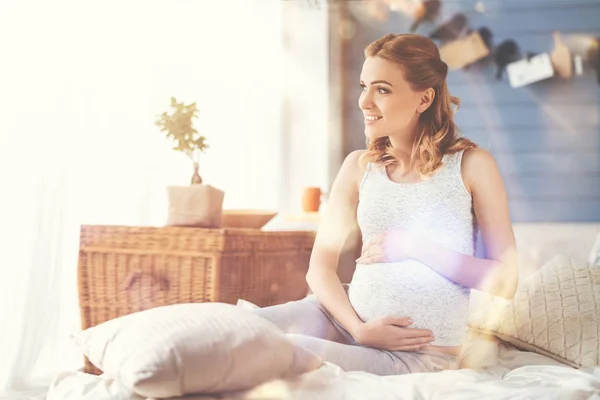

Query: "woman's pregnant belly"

xmin=347 ymin=260 xmax=471 ymax=346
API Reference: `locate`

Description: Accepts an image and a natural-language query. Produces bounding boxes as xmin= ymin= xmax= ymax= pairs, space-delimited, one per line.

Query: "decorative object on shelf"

xmin=587 ymin=37 xmax=600 ymax=84
xmin=302 ymin=187 xmax=326 ymax=213
xmin=493 ymin=39 xmax=521 ymax=80
xmin=461 ymin=27 xmax=494 ymax=71
xmin=475 ymin=27 xmax=493 ymax=52
xmin=410 ymin=0 xmax=441 ymax=32
xmin=562 ymin=34 xmax=599 ymax=83
xmin=550 ymin=32 xmax=574 ymax=80
xmin=506 ymin=52 xmax=555 ymax=88
xmin=156 ymin=97 xmax=209 ymax=184
xmin=439 ymin=30 xmax=490 ymax=70
xmin=221 ymin=210 xmax=278 ymax=229
xmin=428 ymin=13 xmax=468 ymax=43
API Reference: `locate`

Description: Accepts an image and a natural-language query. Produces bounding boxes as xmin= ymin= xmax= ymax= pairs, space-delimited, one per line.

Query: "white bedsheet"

xmin=47 ymin=345 xmax=600 ymax=400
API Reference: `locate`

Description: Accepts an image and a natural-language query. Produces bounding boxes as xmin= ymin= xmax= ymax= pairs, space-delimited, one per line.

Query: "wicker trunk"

xmin=77 ymin=224 xmax=315 ymax=374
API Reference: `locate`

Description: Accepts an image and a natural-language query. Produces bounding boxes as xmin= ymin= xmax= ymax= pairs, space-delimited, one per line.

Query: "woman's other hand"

xmin=356 ymin=228 xmax=421 ymax=264
xmin=351 ymin=316 xmax=435 ymax=351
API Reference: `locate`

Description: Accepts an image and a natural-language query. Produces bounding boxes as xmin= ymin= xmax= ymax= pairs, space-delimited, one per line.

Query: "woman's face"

xmin=358 ymin=56 xmax=426 ymax=143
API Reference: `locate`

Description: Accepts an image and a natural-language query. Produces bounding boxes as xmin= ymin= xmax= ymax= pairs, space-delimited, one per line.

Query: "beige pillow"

xmin=72 ymin=302 xmax=322 ymax=398
xmin=468 ymin=255 xmax=600 ymax=368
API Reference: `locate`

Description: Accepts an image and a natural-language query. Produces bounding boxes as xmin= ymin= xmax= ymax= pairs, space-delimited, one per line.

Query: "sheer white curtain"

xmin=0 ymin=0 xmax=282 ymax=396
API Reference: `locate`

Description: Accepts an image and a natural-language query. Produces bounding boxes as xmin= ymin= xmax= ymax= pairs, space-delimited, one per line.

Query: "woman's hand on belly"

xmin=352 ymin=316 xmax=435 ymax=352
xmin=356 ymin=228 xmax=420 ymax=264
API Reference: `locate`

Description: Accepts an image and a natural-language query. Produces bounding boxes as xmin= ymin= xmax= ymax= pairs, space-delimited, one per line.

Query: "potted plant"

xmin=156 ymin=97 xmax=209 ymax=184
xmin=156 ymin=97 xmax=224 ymax=227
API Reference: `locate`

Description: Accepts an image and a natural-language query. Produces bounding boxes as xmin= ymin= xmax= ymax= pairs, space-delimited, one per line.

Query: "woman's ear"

xmin=417 ymin=88 xmax=435 ymax=113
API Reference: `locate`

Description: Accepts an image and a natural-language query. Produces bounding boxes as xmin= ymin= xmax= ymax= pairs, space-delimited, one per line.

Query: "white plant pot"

xmin=166 ymin=184 xmax=225 ymax=228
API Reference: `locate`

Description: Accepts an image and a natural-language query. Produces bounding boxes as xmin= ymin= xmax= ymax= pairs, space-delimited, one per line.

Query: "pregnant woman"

xmin=254 ymin=33 xmax=519 ymax=375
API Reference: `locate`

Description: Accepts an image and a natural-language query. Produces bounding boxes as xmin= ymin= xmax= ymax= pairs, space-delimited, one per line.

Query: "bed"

xmin=47 ymin=344 xmax=600 ymax=400
xmin=47 ymin=223 xmax=600 ymax=400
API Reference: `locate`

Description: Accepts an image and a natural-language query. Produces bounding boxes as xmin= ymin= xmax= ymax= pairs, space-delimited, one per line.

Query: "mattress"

xmin=46 ymin=344 xmax=600 ymax=400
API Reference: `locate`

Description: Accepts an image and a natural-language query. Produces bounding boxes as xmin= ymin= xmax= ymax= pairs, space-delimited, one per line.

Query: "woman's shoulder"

xmin=344 ymin=149 xmax=368 ymax=162
xmin=341 ymin=149 xmax=369 ymax=170
xmin=459 ymin=147 xmax=501 ymax=193
xmin=339 ymin=150 xmax=370 ymax=188
xmin=461 ymin=147 xmax=497 ymax=170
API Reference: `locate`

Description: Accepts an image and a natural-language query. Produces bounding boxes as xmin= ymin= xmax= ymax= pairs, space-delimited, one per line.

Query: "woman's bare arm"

xmin=305 ymin=150 xmax=365 ymax=337
xmin=408 ymin=148 xmax=519 ymax=299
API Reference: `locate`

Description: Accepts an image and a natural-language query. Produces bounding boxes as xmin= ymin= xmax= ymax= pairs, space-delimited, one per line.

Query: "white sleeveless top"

xmin=347 ymin=150 xmax=477 ymax=346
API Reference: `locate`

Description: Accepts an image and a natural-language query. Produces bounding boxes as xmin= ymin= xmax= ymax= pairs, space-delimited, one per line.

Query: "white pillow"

xmin=72 ymin=302 xmax=322 ymax=398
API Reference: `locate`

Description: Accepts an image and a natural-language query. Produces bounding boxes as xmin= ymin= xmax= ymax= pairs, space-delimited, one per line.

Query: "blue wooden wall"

xmin=340 ymin=0 xmax=600 ymax=222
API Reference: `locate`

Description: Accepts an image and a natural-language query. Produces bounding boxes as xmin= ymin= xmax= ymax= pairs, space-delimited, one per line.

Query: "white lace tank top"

xmin=347 ymin=150 xmax=477 ymax=346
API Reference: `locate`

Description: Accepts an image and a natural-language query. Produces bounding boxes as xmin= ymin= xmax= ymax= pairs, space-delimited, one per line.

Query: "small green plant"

xmin=155 ymin=97 xmax=209 ymax=162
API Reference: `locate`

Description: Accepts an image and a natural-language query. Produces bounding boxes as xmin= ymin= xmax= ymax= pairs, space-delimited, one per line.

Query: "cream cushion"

xmin=72 ymin=302 xmax=322 ymax=398
xmin=511 ymin=223 xmax=600 ymax=277
xmin=468 ymin=255 xmax=600 ymax=368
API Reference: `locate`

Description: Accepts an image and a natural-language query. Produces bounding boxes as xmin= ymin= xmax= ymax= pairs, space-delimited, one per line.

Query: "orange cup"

xmin=302 ymin=187 xmax=324 ymax=212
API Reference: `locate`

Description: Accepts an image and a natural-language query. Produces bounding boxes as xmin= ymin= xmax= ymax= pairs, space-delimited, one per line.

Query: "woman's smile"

xmin=364 ymin=114 xmax=383 ymax=125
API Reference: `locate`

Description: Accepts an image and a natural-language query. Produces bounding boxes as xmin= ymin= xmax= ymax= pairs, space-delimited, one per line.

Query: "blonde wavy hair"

xmin=360 ymin=33 xmax=476 ymax=176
